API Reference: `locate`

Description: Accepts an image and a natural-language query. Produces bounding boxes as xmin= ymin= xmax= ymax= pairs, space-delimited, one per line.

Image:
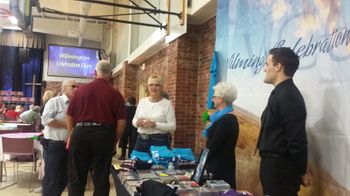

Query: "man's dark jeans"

xmin=42 ymin=141 xmax=68 ymax=196
xmin=134 ymin=133 xmax=171 ymax=152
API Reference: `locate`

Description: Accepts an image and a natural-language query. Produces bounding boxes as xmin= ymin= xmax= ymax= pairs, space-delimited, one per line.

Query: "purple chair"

xmin=1 ymin=137 xmax=38 ymax=192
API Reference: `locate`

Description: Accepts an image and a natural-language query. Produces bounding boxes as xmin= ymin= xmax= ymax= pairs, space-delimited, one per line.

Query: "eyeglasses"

xmin=71 ymin=85 xmax=79 ymax=88
xmin=148 ymin=84 xmax=161 ymax=87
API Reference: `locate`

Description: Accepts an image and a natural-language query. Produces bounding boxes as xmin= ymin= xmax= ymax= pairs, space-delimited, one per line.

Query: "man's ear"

xmin=275 ymin=63 xmax=282 ymax=72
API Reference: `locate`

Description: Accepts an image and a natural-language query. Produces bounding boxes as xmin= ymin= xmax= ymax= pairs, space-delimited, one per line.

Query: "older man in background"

xmin=20 ymin=105 xmax=41 ymax=130
xmin=41 ymin=79 xmax=78 ymax=196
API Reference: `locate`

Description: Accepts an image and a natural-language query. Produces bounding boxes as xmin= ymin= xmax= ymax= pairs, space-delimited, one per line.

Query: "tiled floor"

xmin=0 ymin=155 xmax=122 ymax=196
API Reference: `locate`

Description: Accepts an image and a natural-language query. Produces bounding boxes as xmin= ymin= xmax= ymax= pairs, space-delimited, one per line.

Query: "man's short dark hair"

xmin=269 ymin=47 xmax=299 ymax=77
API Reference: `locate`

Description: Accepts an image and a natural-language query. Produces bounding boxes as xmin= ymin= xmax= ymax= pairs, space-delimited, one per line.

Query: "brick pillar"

xmin=123 ymin=63 xmax=138 ymax=99
xmin=171 ymin=25 xmax=200 ymax=149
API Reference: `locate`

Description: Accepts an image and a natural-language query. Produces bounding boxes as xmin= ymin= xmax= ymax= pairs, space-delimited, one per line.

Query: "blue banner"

xmin=216 ymin=0 xmax=350 ymax=192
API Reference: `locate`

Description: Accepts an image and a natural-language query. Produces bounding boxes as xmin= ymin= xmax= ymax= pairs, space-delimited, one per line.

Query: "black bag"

xmin=135 ymin=180 xmax=178 ymax=196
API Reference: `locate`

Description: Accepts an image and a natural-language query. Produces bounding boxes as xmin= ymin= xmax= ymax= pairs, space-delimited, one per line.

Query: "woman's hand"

xmin=136 ymin=119 xmax=145 ymax=127
xmin=136 ymin=119 xmax=156 ymax=128
xmin=139 ymin=120 xmax=156 ymax=129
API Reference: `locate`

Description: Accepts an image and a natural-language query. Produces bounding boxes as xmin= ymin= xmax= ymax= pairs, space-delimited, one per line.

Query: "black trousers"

xmin=129 ymin=131 xmax=138 ymax=156
xmin=68 ymin=125 xmax=115 ymax=196
xmin=119 ymin=130 xmax=131 ymax=158
xmin=260 ymin=158 xmax=302 ymax=196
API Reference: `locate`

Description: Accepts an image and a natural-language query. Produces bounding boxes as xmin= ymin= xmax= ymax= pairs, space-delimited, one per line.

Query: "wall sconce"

xmin=140 ymin=63 xmax=146 ymax=71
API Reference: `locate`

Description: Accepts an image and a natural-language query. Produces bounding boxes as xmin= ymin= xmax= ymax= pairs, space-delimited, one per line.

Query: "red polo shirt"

xmin=4 ymin=110 xmax=20 ymax=120
xmin=67 ymin=78 xmax=126 ymax=126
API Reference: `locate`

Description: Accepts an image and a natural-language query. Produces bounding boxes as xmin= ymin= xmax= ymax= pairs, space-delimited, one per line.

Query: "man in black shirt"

xmin=257 ymin=47 xmax=308 ymax=196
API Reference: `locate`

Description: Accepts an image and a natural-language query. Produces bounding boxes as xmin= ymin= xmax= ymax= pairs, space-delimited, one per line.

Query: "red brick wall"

xmin=112 ymin=62 xmax=138 ymax=101
xmin=173 ymin=25 xmax=200 ymax=148
xmin=113 ymin=24 xmax=203 ymax=149
xmin=123 ymin=63 xmax=138 ymax=98
xmin=44 ymin=81 xmax=62 ymax=95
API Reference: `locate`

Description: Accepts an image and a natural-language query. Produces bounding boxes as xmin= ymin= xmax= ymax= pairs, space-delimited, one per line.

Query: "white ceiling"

xmin=1 ymin=0 xmax=216 ymax=47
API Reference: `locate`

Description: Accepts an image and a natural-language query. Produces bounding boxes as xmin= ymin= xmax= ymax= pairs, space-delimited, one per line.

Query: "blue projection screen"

xmin=48 ymin=45 xmax=100 ymax=78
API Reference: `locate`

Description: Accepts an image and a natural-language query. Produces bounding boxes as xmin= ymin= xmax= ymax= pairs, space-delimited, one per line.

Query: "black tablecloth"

xmin=110 ymin=166 xmax=132 ymax=196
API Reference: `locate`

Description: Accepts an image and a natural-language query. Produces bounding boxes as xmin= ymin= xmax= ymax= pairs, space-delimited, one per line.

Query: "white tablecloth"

xmin=0 ymin=123 xmax=20 ymax=130
xmin=0 ymin=123 xmax=31 ymax=131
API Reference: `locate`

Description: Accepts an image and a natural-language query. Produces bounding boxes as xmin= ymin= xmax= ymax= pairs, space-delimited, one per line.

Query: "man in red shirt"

xmin=66 ymin=60 xmax=126 ymax=196
xmin=4 ymin=104 xmax=19 ymax=120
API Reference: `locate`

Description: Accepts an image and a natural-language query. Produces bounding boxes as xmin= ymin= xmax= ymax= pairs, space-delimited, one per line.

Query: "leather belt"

xmin=47 ymin=139 xmax=65 ymax=144
xmin=139 ymin=133 xmax=169 ymax=140
xmin=76 ymin=122 xmax=103 ymax=127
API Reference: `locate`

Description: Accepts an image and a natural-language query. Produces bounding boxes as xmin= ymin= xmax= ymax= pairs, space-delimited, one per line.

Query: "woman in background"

xmin=132 ymin=74 xmax=176 ymax=152
xmin=204 ymin=82 xmax=239 ymax=189
xmin=119 ymin=96 xmax=137 ymax=160
xmin=40 ymin=90 xmax=57 ymax=115
xmin=33 ymin=90 xmax=57 ymax=193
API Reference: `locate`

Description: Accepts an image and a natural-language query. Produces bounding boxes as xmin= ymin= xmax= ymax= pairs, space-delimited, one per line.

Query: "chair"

xmin=1 ymin=137 xmax=38 ymax=192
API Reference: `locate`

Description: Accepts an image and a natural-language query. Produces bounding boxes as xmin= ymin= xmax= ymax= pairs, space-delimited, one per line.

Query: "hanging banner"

xmin=216 ymin=0 xmax=350 ymax=194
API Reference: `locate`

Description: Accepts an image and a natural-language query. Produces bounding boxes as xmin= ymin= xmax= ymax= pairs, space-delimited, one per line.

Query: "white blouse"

xmin=132 ymin=97 xmax=176 ymax=134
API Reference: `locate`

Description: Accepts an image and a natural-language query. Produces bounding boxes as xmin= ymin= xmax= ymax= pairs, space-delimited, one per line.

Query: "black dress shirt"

xmin=258 ymin=79 xmax=308 ymax=175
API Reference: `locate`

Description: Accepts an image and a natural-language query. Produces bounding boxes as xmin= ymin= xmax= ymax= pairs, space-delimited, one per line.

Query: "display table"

xmin=0 ymin=132 xmax=42 ymax=182
xmin=110 ymin=166 xmax=131 ymax=196
xmin=110 ymin=165 xmax=231 ymax=196
xmin=0 ymin=122 xmax=32 ymax=134
xmin=0 ymin=123 xmax=19 ymax=130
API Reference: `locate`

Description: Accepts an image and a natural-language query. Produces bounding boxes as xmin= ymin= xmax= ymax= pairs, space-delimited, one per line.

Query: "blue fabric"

xmin=202 ymin=105 xmax=234 ymax=137
xmin=130 ymin=150 xmax=152 ymax=162
xmin=0 ymin=46 xmax=43 ymax=105
xmin=22 ymin=49 xmax=44 ymax=105
xmin=0 ymin=46 xmax=43 ymax=108
xmin=149 ymin=145 xmax=174 ymax=167
xmin=172 ymin=148 xmax=195 ymax=161
xmin=0 ymin=46 xmax=20 ymax=91
xmin=206 ymin=51 xmax=218 ymax=109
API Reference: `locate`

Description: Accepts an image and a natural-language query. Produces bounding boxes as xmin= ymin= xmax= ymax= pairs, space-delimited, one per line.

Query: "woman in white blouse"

xmin=132 ymin=74 xmax=176 ymax=152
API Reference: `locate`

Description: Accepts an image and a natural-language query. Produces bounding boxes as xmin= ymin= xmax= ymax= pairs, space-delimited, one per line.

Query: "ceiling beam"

xmin=41 ymin=7 xmax=166 ymax=29
xmin=75 ymin=0 xmax=182 ymax=19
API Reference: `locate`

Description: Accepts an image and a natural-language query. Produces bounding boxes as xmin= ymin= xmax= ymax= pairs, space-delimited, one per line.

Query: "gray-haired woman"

xmin=203 ymin=82 xmax=239 ymax=189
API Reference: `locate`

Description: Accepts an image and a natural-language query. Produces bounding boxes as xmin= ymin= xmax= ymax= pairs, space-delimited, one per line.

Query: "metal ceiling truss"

xmin=40 ymin=0 xmax=184 ymax=29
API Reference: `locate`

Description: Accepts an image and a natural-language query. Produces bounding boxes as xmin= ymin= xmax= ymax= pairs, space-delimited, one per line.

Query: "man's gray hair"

xmin=61 ymin=79 xmax=77 ymax=93
xmin=96 ymin=60 xmax=112 ymax=75
xmin=29 ymin=104 xmax=34 ymax=110
xmin=32 ymin=106 xmax=40 ymax=112
xmin=213 ymin=82 xmax=238 ymax=105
